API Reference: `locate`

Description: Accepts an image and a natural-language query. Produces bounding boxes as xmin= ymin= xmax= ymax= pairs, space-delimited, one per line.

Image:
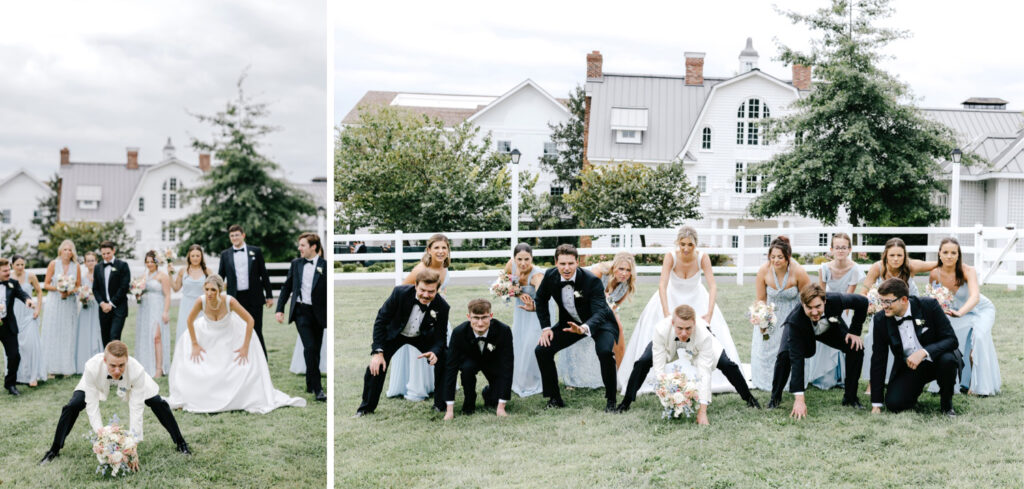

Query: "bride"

xmin=167 ymin=275 xmax=305 ymax=413
xmin=617 ymin=226 xmax=742 ymax=395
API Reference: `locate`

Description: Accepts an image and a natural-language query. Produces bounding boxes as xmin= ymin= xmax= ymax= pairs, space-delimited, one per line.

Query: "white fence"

xmin=334 ymin=225 xmax=1024 ymax=288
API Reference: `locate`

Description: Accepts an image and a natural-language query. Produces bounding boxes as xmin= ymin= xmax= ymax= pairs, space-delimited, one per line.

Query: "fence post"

xmin=974 ymin=224 xmax=985 ymax=285
xmin=623 ymin=224 xmax=632 ymax=250
xmin=736 ymin=225 xmax=745 ymax=285
xmin=394 ymin=230 xmax=404 ymax=286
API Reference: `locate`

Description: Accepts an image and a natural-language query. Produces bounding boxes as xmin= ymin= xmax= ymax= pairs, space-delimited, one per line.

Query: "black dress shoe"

xmin=746 ymin=397 xmax=762 ymax=409
xmin=7 ymin=385 xmax=21 ymax=396
xmin=766 ymin=397 xmax=781 ymax=409
xmin=431 ymin=405 xmax=445 ymax=413
xmin=39 ymin=451 xmax=58 ymax=465
xmin=176 ymin=443 xmax=192 ymax=455
xmin=615 ymin=402 xmax=631 ymax=413
xmin=314 ymin=390 xmax=327 ymax=402
xmin=943 ymin=408 xmax=957 ymax=418
xmin=604 ymin=400 xmax=617 ymax=413
xmin=842 ymin=397 xmax=864 ymax=409
xmin=545 ymin=398 xmax=565 ymax=409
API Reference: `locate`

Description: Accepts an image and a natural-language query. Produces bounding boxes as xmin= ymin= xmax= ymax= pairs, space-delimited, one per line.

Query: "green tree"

xmin=1 ymin=227 xmax=34 ymax=261
xmin=752 ymin=0 xmax=967 ymax=226
xmin=564 ymin=161 xmax=701 ymax=246
xmin=31 ymin=173 xmax=61 ymax=239
xmin=176 ymin=75 xmax=316 ymax=262
xmin=530 ymin=85 xmax=587 ymax=231
xmin=37 ymin=220 xmax=135 ymax=260
xmin=336 ymin=106 xmax=533 ymax=233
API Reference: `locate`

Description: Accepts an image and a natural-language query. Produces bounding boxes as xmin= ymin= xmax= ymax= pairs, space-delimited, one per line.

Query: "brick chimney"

xmin=126 ymin=147 xmax=139 ymax=170
xmin=60 ymin=147 xmax=70 ymax=166
xmin=199 ymin=153 xmax=211 ymax=172
xmin=586 ymin=50 xmax=603 ymax=79
xmin=792 ymin=64 xmax=811 ymax=90
xmin=685 ymin=52 xmax=705 ymax=86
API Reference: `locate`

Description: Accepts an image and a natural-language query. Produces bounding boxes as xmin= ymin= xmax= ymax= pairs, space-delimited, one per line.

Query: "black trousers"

xmin=1 ymin=329 xmax=19 ymax=388
xmin=234 ymin=289 xmax=267 ymax=359
xmin=358 ymin=335 xmax=446 ymax=413
xmin=294 ymin=303 xmax=324 ymax=393
xmin=48 ymin=390 xmax=186 ymax=454
xmin=535 ymin=325 xmax=618 ymax=403
xmin=456 ymin=360 xmax=502 ymax=411
xmin=99 ymin=304 xmax=128 ymax=345
xmin=770 ymin=325 xmax=864 ymax=403
xmin=885 ymin=351 xmax=959 ymax=413
xmin=621 ymin=342 xmax=753 ymax=406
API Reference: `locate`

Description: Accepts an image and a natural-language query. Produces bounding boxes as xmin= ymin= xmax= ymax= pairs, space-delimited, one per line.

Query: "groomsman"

xmin=534 ymin=244 xmax=619 ymax=411
xmin=618 ymin=305 xmax=759 ymax=423
xmin=1 ymin=258 xmax=35 ymax=395
xmin=769 ymin=284 xmax=868 ymax=418
xmin=40 ymin=341 xmax=190 ymax=465
xmin=443 ymin=299 xmax=514 ymax=420
xmin=94 ymin=241 xmax=131 ymax=345
xmin=354 ymin=269 xmax=450 ymax=416
xmin=276 ymin=232 xmax=327 ymax=402
xmin=218 ymin=225 xmax=274 ymax=359
xmin=870 ymin=278 xmax=962 ymax=417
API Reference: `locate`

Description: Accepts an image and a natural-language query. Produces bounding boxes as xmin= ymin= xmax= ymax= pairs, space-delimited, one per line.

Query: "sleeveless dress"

xmin=937 ymin=283 xmax=1000 ymax=395
xmin=41 ymin=260 xmax=79 ymax=375
xmin=289 ymin=333 xmax=327 ymax=374
xmin=862 ymin=276 xmax=918 ymax=382
xmin=176 ymin=273 xmax=206 ymax=342
xmin=15 ymin=275 xmax=46 ymax=384
xmin=386 ymin=269 xmax=450 ymax=400
xmin=806 ymin=263 xmax=865 ymax=390
xmin=617 ymin=250 xmax=742 ymax=395
xmin=74 ymin=273 xmax=103 ymax=373
xmin=167 ymin=295 xmax=306 ymax=413
xmin=134 ymin=273 xmax=170 ymax=376
xmin=750 ymin=265 xmax=800 ymax=391
xmin=510 ymin=266 xmax=545 ymax=397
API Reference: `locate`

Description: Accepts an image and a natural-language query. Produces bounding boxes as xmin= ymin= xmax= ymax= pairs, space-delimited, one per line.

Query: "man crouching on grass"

xmin=444 ymin=299 xmax=514 ymax=420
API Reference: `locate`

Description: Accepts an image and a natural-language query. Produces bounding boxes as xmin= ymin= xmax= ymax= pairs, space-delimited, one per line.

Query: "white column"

xmin=950 ymin=164 xmax=961 ymax=230
xmin=511 ymin=167 xmax=519 ymax=252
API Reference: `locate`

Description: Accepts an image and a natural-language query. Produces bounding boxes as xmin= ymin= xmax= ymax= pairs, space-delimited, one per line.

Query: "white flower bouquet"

xmin=56 ymin=274 xmax=76 ymax=295
xmin=129 ymin=277 xmax=146 ymax=303
xmin=89 ymin=416 xmax=139 ymax=477
xmin=489 ymin=272 xmax=522 ymax=303
xmin=79 ymin=286 xmax=94 ymax=309
xmin=747 ymin=300 xmax=777 ymax=341
xmin=654 ymin=370 xmax=699 ymax=419
xmin=865 ymin=287 xmax=882 ymax=316
xmin=924 ymin=283 xmax=954 ymax=313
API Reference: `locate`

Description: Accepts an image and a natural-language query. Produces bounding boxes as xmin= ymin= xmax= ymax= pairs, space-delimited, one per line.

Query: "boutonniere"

xmin=914 ymin=319 xmax=925 ymax=327
xmin=116 ymin=382 xmax=128 ymax=399
xmin=316 ymin=267 xmax=323 ymax=275
xmin=828 ymin=317 xmax=838 ymax=323
xmin=487 ymin=343 xmax=495 ymax=352
xmin=429 ymin=310 xmax=437 ymax=319
xmin=249 ymin=251 xmax=255 ymax=257
xmin=573 ymin=291 xmax=582 ymax=299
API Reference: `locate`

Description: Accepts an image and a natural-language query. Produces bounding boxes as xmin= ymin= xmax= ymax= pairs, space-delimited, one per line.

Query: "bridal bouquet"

xmin=79 ymin=287 xmax=94 ymax=309
xmin=654 ymin=370 xmax=699 ymax=419
xmin=924 ymin=283 xmax=954 ymax=313
xmin=747 ymin=300 xmax=777 ymax=340
xmin=865 ymin=287 xmax=882 ymax=316
xmin=56 ymin=274 xmax=76 ymax=295
xmin=130 ymin=277 xmax=146 ymax=303
xmin=88 ymin=416 xmax=139 ymax=477
xmin=489 ymin=272 xmax=522 ymax=303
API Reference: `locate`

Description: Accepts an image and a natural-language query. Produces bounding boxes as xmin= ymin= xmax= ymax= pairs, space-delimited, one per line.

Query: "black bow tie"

xmin=106 ymin=375 xmax=114 ymax=380
xmin=895 ymin=316 xmax=914 ymax=325
xmin=560 ymin=280 xmax=574 ymax=288
xmin=416 ymin=302 xmax=429 ymax=312
xmin=305 ymin=259 xmax=316 ymax=265
xmin=233 ymin=248 xmax=245 ymax=253
xmin=103 ymin=262 xmax=114 ymax=268
xmin=477 ymin=337 xmax=487 ymax=344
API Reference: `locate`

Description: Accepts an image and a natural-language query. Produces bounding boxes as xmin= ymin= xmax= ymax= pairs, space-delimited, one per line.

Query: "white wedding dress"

xmin=167 ymin=294 xmax=306 ymax=413
xmin=617 ymin=249 xmax=745 ymax=395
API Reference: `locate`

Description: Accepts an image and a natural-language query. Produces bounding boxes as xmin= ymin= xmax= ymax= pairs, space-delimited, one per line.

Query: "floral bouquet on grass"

xmin=56 ymin=274 xmax=76 ymax=295
xmin=747 ymin=300 xmax=777 ymax=341
xmin=924 ymin=283 xmax=954 ymax=313
xmin=130 ymin=277 xmax=146 ymax=303
xmin=489 ymin=272 xmax=522 ymax=304
xmin=654 ymin=370 xmax=699 ymax=419
xmin=78 ymin=286 xmax=94 ymax=309
xmin=865 ymin=287 xmax=882 ymax=316
xmin=88 ymin=415 xmax=139 ymax=477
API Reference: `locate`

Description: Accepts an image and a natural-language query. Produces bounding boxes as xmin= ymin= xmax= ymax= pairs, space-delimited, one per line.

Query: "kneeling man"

xmin=444 ymin=299 xmax=513 ymax=420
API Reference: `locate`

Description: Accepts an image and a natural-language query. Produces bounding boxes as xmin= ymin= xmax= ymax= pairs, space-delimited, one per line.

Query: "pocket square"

xmin=921 ymin=327 xmax=929 ymax=333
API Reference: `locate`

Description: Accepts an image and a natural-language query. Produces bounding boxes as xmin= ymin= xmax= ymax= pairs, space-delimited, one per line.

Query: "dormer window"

xmin=611 ymin=107 xmax=648 ymax=145
xmin=736 ymin=98 xmax=770 ymax=146
xmin=76 ymin=185 xmax=102 ymax=210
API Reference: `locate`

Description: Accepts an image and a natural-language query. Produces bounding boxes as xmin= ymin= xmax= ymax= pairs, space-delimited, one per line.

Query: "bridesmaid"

xmin=171 ymin=244 xmax=210 ymax=342
xmin=387 ymin=233 xmax=450 ymax=400
xmin=135 ymin=250 xmax=172 ymax=377
xmin=41 ymin=240 xmax=81 ymax=376
xmin=809 ymin=233 xmax=864 ymax=390
xmin=506 ymin=242 xmax=545 ymax=397
xmin=929 ymin=237 xmax=1000 ymax=396
xmin=12 ymin=255 xmax=45 ymax=386
xmin=74 ymin=251 xmax=103 ymax=373
xmin=753 ymin=236 xmax=811 ymax=394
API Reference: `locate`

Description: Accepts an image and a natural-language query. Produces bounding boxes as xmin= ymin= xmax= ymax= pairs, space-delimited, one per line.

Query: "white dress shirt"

xmin=401 ymin=303 xmax=426 ymax=337
xmin=232 ymin=244 xmax=249 ymax=291
xmin=75 ymin=354 xmax=160 ymax=440
xmin=872 ymin=302 xmax=931 ymax=408
xmin=299 ymin=258 xmax=316 ymax=305
xmin=548 ymin=270 xmax=590 ymax=336
xmin=446 ymin=330 xmax=507 ymax=406
xmin=103 ymin=260 xmax=114 ymax=301
xmin=0 ymin=282 xmax=7 ymax=319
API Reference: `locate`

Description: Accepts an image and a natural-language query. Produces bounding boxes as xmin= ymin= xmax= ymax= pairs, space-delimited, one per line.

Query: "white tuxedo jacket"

xmin=75 ymin=354 xmax=160 ymax=440
xmin=651 ymin=316 xmax=724 ymax=404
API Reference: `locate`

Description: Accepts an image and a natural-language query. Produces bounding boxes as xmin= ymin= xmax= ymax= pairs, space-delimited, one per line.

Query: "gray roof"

xmin=293 ymin=179 xmax=327 ymax=207
xmin=585 ymin=74 xmax=721 ymax=162
xmin=962 ymin=97 xmax=1008 ymax=105
xmin=341 ymin=91 xmax=484 ymax=127
xmin=921 ymin=108 xmax=1024 ymax=176
xmin=59 ymin=162 xmax=150 ymax=221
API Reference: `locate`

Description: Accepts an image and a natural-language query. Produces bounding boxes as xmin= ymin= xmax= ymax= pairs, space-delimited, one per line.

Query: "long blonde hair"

xmin=57 ymin=239 xmax=78 ymax=264
xmin=605 ymin=251 xmax=637 ymax=301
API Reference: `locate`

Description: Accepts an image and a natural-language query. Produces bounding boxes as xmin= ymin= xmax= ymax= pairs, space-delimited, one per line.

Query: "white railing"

xmin=335 ymin=225 xmax=1024 ymax=288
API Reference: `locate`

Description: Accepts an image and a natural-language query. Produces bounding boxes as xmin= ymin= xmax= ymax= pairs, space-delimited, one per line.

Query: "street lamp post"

xmin=950 ymin=148 xmax=962 ymax=231
xmin=510 ymin=149 xmax=521 ymax=252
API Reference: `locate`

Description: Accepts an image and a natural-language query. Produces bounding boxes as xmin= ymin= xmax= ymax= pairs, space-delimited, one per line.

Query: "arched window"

xmin=736 ymin=98 xmax=769 ymax=145
xmin=701 ymin=127 xmax=712 ymax=150
xmin=162 ymin=177 xmax=179 ymax=209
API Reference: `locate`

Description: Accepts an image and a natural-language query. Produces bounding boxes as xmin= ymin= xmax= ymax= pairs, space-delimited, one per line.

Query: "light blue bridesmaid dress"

xmin=385 ymin=269 xmax=450 ymax=400
xmin=15 ymin=274 xmax=46 ymax=384
xmin=750 ymin=266 xmax=799 ymax=391
xmin=74 ymin=274 xmax=103 ymax=373
xmin=176 ymin=273 xmax=206 ymax=342
xmin=938 ymin=283 xmax=1000 ymax=395
xmin=41 ymin=260 xmax=78 ymax=375
xmin=807 ymin=263 xmax=865 ymax=390
xmin=510 ymin=266 xmax=545 ymax=397
xmin=289 ymin=333 xmax=327 ymax=374
xmin=135 ymin=273 xmax=170 ymax=376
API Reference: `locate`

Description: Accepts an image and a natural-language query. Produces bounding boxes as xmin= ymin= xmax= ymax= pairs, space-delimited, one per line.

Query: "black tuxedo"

xmin=534 ymin=267 xmax=618 ymax=403
xmin=93 ymin=258 xmax=131 ymax=345
xmin=444 ymin=320 xmax=514 ymax=412
xmin=357 ymin=285 xmax=450 ymax=413
xmin=870 ymin=297 xmax=961 ymax=412
xmin=1 ymin=279 xmax=32 ymax=388
xmin=276 ymin=256 xmax=327 ymax=393
xmin=218 ymin=245 xmax=273 ymax=358
xmin=771 ymin=292 xmax=868 ymax=403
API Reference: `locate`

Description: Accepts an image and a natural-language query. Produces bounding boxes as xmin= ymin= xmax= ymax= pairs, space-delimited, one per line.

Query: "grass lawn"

xmin=337 ymin=280 xmax=1023 ymax=489
xmin=0 ymin=301 xmax=327 ymax=488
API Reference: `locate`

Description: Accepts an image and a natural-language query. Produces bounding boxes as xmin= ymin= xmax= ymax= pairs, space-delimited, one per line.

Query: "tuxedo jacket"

xmin=444 ymin=319 xmax=514 ymax=402
xmin=93 ymin=259 xmax=131 ymax=308
xmin=218 ymin=245 xmax=273 ymax=300
xmin=0 ymin=279 xmax=31 ymax=336
xmin=653 ymin=316 xmax=722 ymax=404
xmin=869 ymin=296 xmax=959 ymax=405
xmin=371 ymin=285 xmax=450 ymax=357
xmin=76 ymin=353 xmax=160 ymax=440
xmin=534 ymin=267 xmax=616 ymax=336
xmin=276 ymin=256 xmax=327 ymax=328
xmin=782 ymin=292 xmax=868 ymax=390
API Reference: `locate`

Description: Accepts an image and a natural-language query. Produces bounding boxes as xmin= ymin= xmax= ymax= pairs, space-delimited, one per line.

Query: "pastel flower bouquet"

xmin=747 ymin=300 xmax=777 ymax=341
xmin=88 ymin=416 xmax=139 ymax=477
xmin=865 ymin=287 xmax=882 ymax=316
xmin=489 ymin=272 xmax=522 ymax=304
xmin=56 ymin=274 xmax=76 ymax=295
xmin=78 ymin=286 xmax=94 ymax=309
xmin=654 ymin=370 xmax=699 ymax=419
xmin=924 ymin=283 xmax=954 ymax=313
xmin=129 ymin=277 xmax=146 ymax=303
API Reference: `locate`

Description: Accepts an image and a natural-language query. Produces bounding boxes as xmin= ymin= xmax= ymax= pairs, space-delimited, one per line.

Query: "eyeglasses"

xmin=832 ymin=246 xmax=850 ymax=251
xmin=879 ymin=298 xmax=901 ymax=307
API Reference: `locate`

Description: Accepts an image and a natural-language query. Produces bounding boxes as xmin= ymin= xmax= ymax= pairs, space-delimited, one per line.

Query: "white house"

xmin=0 ymin=169 xmax=50 ymax=249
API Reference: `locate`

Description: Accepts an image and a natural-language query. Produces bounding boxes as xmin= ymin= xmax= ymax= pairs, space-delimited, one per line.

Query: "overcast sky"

xmin=1 ymin=1 xmax=327 ymax=182
xmin=336 ymin=0 xmax=1024 ymax=121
